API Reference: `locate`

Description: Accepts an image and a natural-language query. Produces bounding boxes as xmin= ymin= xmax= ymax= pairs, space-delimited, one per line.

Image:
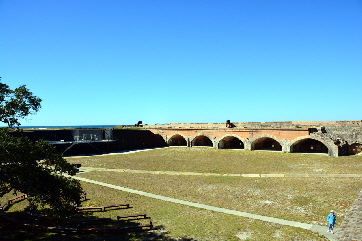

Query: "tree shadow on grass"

xmin=0 ymin=197 xmax=196 ymax=241
xmin=0 ymin=213 xmax=196 ymax=241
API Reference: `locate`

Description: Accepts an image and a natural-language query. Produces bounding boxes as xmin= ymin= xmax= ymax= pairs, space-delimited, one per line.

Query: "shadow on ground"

xmin=0 ymin=213 xmax=195 ymax=241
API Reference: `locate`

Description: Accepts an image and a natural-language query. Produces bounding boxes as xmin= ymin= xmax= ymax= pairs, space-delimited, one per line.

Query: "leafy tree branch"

xmin=0 ymin=79 xmax=85 ymax=216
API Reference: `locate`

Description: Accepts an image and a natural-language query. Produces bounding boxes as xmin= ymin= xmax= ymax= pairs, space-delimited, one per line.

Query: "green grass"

xmin=67 ymin=147 xmax=362 ymax=174
xmin=79 ymin=172 xmax=360 ymax=224
xmin=76 ymin=183 xmax=330 ymax=241
xmin=2 ymin=147 xmax=362 ymax=240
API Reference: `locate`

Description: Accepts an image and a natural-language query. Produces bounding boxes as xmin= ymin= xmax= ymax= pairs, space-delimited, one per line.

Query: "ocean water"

xmin=17 ymin=125 xmax=117 ymax=129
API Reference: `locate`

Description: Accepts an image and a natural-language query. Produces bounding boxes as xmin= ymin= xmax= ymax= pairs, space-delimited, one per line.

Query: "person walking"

xmin=326 ymin=210 xmax=336 ymax=234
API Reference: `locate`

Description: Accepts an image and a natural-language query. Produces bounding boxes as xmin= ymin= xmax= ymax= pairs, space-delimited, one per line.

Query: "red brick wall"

xmin=147 ymin=128 xmax=310 ymax=141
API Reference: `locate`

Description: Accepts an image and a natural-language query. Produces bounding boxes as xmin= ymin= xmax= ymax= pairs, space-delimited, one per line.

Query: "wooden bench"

xmin=1 ymin=194 xmax=27 ymax=210
xmin=75 ymin=206 xmax=103 ymax=212
xmin=47 ymin=226 xmax=78 ymax=231
xmin=8 ymin=194 xmax=27 ymax=204
xmin=103 ymin=203 xmax=130 ymax=211
xmin=76 ymin=203 xmax=129 ymax=212
xmin=78 ymin=218 xmax=112 ymax=222
xmin=119 ymin=220 xmax=153 ymax=230
xmin=0 ymin=200 xmax=10 ymax=210
xmin=23 ymin=223 xmax=49 ymax=231
xmin=79 ymin=220 xmax=153 ymax=232
xmin=117 ymin=214 xmax=147 ymax=221
xmin=80 ymin=227 xmax=115 ymax=232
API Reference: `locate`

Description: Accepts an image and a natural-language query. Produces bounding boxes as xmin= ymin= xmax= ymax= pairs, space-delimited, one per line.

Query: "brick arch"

xmin=152 ymin=132 xmax=167 ymax=143
xmin=250 ymin=134 xmax=284 ymax=151
xmin=168 ymin=132 xmax=188 ymax=139
xmin=290 ymin=135 xmax=336 ymax=156
xmin=190 ymin=133 xmax=214 ymax=147
xmin=217 ymin=134 xmax=245 ymax=149
xmin=153 ymin=134 xmax=167 ymax=146
xmin=167 ymin=133 xmax=188 ymax=146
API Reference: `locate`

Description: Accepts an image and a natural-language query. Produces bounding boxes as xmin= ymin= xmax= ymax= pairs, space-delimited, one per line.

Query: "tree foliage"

xmin=0 ymin=129 xmax=85 ymax=214
xmin=0 ymin=80 xmax=85 ymax=215
xmin=0 ymin=81 xmax=42 ymax=128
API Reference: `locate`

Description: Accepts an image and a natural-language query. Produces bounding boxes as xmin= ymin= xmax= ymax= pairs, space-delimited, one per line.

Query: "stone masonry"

xmin=143 ymin=120 xmax=362 ymax=156
xmin=336 ymin=190 xmax=362 ymax=240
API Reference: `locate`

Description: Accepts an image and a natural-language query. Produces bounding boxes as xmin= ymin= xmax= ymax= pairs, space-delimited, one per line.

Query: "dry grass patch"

xmin=3 ymin=148 xmax=360 ymax=240
xmin=65 ymin=147 xmax=362 ymax=239
xmin=78 ymin=182 xmax=328 ymax=240
xmin=79 ymin=171 xmax=360 ymax=226
xmin=67 ymin=147 xmax=362 ymax=174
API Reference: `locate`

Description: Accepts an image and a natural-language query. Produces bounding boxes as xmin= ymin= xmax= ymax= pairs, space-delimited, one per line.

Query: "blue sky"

xmin=1 ymin=0 xmax=361 ymax=126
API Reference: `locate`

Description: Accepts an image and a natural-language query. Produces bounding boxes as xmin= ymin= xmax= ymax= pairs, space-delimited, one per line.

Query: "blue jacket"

xmin=327 ymin=213 xmax=336 ymax=224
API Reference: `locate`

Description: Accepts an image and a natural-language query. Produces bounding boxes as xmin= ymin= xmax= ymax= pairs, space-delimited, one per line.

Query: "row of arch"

xmin=156 ymin=133 xmax=339 ymax=156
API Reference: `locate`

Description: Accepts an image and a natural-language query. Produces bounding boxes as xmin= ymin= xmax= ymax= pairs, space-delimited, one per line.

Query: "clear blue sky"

xmin=1 ymin=0 xmax=361 ymax=126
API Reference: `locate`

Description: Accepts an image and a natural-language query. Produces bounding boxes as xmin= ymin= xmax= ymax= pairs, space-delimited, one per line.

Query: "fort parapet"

xmin=146 ymin=120 xmax=362 ymax=129
xmin=14 ymin=120 xmax=362 ymax=157
xmin=143 ymin=120 xmax=362 ymax=156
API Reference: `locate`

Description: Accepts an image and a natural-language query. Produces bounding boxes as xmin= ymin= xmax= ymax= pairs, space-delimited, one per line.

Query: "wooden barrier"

xmin=75 ymin=203 xmax=130 ymax=212
xmin=117 ymin=214 xmax=147 ymax=220
xmin=2 ymin=194 xmax=152 ymax=234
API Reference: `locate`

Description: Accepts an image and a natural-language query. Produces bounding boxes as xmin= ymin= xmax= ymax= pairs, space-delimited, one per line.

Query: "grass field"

xmin=68 ymin=147 xmax=362 ymax=174
xmin=2 ymin=147 xmax=362 ymax=240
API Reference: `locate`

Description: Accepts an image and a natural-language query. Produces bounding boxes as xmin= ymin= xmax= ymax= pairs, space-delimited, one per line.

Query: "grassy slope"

xmin=2 ymin=148 xmax=361 ymax=240
xmin=67 ymin=148 xmax=362 ymax=174
xmin=65 ymin=148 xmax=362 ymax=240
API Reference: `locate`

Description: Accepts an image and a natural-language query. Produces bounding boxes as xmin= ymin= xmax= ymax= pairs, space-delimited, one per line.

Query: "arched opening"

xmin=291 ymin=138 xmax=328 ymax=154
xmin=154 ymin=134 xmax=167 ymax=147
xmin=253 ymin=137 xmax=282 ymax=151
xmin=334 ymin=139 xmax=349 ymax=156
xmin=168 ymin=134 xmax=187 ymax=146
xmin=219 ymin=136 xmax=244 ymax=149
xmin=192 ymin=135 xmax=213 ymax=147
xmin=349 ymin=143 xmax=362 ymax=155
